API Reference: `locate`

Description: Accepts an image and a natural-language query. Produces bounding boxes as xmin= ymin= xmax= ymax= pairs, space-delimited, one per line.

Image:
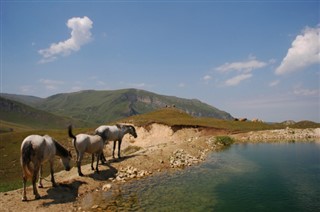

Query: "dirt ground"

xmin=0 ymin=124 xmax=228 ymax=212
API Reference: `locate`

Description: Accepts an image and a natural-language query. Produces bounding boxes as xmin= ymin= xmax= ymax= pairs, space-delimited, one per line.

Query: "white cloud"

xmin=275 ymin=26 xmax=320 ymax=75
xmin=70 ymin=86 xmax=82 ymax=92
xmin=20 ymin=85 xmax=34 ymax=93
xmin=215 ymin=58 xmax=267 ymax=73
xmin=38 ymin=16 xmax=93 ymax=63
xmin=202 ymin=75 xmax=212 ymax=84
xmin=203 ymin=75 xmax=212 ymax=81
xmin=39 ymin=79 xmax=64 ymax=90
xmin=269 ymin=80 xmax=280 ymax=87
xmin=215 ymin=57 xmax=269 ymax=86
xmin=225 ymin=73 xmax=252 ymax=86
xmin=293 ymin=85 xmax=319 ymax=96
xmin=178 ymin=82 xmax=185 ymax=88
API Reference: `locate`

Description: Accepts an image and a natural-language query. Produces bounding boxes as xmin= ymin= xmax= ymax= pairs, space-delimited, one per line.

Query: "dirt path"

xmin=0 ymin=124 xmax=226 ymax=212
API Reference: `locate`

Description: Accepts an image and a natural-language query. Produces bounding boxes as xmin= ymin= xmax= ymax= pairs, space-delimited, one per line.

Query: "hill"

xmin=1 ymin=93 xmax=44 ymax=107
xmin=5 ymin=89 xmax=233 ymax=125
xmin=0 ymin=97 xmax=89 ymax=131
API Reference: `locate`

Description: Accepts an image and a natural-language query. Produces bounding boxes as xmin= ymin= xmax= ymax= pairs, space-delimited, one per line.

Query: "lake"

xmin=81 ymin=142 xmax=320 ymax=211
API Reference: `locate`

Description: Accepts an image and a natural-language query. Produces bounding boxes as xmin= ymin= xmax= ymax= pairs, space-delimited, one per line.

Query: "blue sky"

xmin=1 ymin=1 xmax=319 ymax=122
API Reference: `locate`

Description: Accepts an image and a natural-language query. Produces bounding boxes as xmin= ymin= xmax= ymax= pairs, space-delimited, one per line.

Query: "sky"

xmin=1 ymin=0 xmax=319 ymax=122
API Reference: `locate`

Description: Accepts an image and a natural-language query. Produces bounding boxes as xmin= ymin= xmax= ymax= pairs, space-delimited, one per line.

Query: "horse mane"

xmin=53 ymin=140 xmax=70 ymax=158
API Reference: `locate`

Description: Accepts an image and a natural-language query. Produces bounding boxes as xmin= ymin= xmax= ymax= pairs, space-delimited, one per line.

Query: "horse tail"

xmin=21 ymin=141 xmax=34 ymax=178
xmin=68 ymin=125 xmax=78 ymax=155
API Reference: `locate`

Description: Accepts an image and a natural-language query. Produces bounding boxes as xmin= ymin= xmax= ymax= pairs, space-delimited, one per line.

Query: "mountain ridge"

xmin=2 ymin=88 xmax=233 ymax=125
xmin=0 ymin=96 xmax=89 ymax=130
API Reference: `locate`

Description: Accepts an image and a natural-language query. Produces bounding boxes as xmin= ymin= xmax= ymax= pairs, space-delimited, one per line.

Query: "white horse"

xmin=95 ymin=124 xmax=137 ymax=160
xmin=68 ymin=125 xmax=108 ymax=176
xmin=20 ymin=135 xmax=72 ymax=201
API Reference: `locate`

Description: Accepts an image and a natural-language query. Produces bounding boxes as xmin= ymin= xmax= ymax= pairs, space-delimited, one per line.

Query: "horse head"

xmin=127 ymin=125 xmax=138 ymax=138
xmin=61 ymin=150 xmax=72 ymax=171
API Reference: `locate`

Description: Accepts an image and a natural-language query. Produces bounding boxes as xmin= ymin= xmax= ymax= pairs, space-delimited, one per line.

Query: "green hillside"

xmin=31 ymin=89 xmax=233 ymax=124
xmin=0 ymin=97 xmax=89 ymax=131
xmin=1 ymin=93 xmax=44 ymax=107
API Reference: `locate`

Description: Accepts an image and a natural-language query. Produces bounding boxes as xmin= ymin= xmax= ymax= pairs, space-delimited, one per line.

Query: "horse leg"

xmin=32 ymin=165 xmax=41 ymax=199
xmin=112 ymin=141 xmax=116 ymax=159
xmin=91 ymin=154 xmax=95 ymax=170
xmin=96 ymin=153 xmax=100 ymax=173
xmin=38 ymin=165 xmax=43 ymax=188
xmin=22 ymin=175 xmax=27 ymax=201
xmin=77 ymin=153 xmax=84 ymax=176
xmin=49 ymin=160 xmax=57 ymax=187
xmin=100 ymin=152 xmax=107 ymax=164
xmin=118 ymin=139 xmax=122 ymax=159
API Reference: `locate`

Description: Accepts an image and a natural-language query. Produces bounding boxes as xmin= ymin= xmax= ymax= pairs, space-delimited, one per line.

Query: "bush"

xmin=215 ymin=136 xmax=234 ymax=146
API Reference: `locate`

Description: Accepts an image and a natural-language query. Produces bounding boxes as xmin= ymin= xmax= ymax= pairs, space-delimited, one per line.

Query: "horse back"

xmin=75 ymin=134 xmax=103 ymax=154
xmin=21 ymin=135 xmax=56 ymax=163
xmin=103 ymin=125 xmax=121 ymax=141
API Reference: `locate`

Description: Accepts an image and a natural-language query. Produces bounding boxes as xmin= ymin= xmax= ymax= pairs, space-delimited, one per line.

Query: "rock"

xmin=169 ymin=149 xmax=199 ymax=168
xmin=115 ymin=166 xmax=151 ymax=182
xmin=92 ymin=205 xmax=99 ymax=209
xmin=102 ymin=183 xmax=112 ymax=191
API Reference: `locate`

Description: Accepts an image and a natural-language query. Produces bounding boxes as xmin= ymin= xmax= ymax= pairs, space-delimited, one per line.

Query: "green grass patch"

xmin=215 ymin=136 xmax=235 ymax=146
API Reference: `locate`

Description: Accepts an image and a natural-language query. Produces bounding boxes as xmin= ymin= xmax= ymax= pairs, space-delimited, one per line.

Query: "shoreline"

xmin=0 ymin=125 xmax=319 ymax=212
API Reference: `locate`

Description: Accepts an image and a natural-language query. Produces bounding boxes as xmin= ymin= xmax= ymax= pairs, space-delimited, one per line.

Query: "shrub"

xmin=215 ymin=136 xmax=234 ymax=146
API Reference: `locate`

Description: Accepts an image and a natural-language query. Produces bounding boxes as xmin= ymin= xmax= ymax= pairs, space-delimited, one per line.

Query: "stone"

xmin=102 ymin=183 xmax=112 ymax=191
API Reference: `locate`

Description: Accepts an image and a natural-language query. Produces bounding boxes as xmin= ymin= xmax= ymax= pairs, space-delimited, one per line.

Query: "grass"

xmin=118 ymin=108 xmax=288 ymax=133
xmin=215 ymin=136 xmax=235 ymax=146
xmin=0 ymin=127 xmax=93 ymax=192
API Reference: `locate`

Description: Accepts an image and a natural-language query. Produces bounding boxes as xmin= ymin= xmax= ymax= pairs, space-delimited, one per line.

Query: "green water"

xmin=83 ymin=142 xmax=320 ymax=211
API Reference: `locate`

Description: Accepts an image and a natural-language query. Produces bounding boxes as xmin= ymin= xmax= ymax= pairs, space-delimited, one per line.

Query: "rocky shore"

xmin=232 ymin=127 xmax=320 ymax=142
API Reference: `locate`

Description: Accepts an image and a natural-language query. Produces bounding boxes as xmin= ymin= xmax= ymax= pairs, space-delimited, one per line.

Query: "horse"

xmin=20 ymin=135 xmax=72 ymax=201
xmin=95 ymin=124 xmax=137 ymax=161
xmin=68 ymin=125 xmax=108 ymax=176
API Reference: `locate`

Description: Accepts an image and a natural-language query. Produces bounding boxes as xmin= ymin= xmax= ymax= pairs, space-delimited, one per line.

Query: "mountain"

xmin=0 ymin=96 xmax=89 ymax=130
xmin=1 ymin=93 xmax=44 ymax=107
xmin=37 ymin=89 xmax=233 ymax=124
xmin=3 ymin=89 xmax=233 ymax=125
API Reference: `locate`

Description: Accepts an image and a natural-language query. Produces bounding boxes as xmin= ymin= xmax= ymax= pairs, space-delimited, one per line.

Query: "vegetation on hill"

xmin=1 ymin=93 xmax=44 ymax=107
xmin=4 ymin=89 xmax=233 ymax=125
xmin=0 ymin=97 xmax=89 ymax=131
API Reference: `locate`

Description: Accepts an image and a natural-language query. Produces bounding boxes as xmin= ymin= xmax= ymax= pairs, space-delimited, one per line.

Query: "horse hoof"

xmin=79 ymin=173 xmax=84 ymax=177
xmin=38 ymin=184 xmax=43 ymax=188
xmin=22 ymin=197 xmax=27 ymax=201
xmin=52 ymin=183 xmax=58 ymax=187
xmin=35 ymin=194 xmax=41 ymax=200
